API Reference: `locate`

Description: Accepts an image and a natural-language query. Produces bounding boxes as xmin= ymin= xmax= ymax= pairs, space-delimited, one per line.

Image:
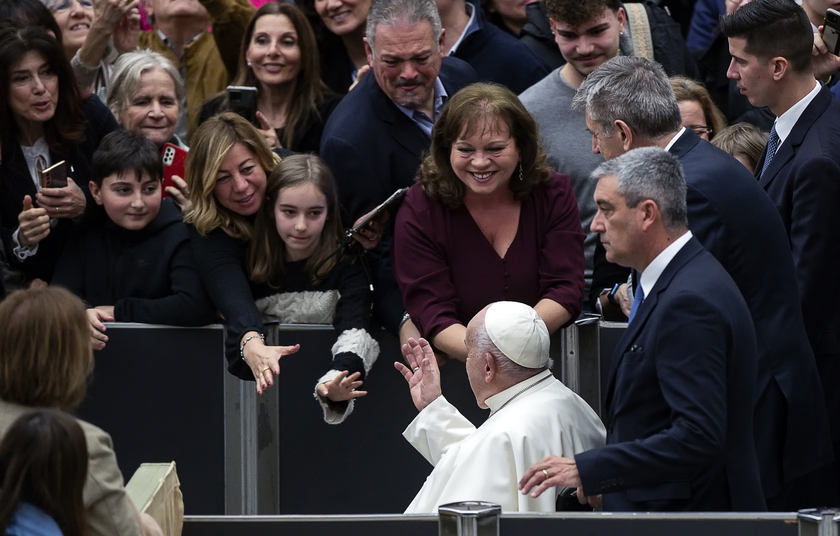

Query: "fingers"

xmin=394 ymin=361 xmax=414 ymax=383
xmin=256 ymin=110 xmax=271 ymax=130
xmin=519 ymin=456 xmax=555 ymax=492
xmin=280 ymin=343 xmax=300 ymax=357
xmin=22 ymin=195 xmax=33 ymax=211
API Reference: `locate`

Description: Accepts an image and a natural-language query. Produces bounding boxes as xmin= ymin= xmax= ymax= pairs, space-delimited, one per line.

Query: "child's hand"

xmin=87 ymin=307 xmax=115 ymax=351
xmin=318 ymin=370 xmax=367 ymax=402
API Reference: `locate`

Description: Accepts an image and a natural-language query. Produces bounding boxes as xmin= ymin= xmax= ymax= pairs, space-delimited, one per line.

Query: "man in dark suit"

xmin=722 ymin=0 xmax=840 ymax=503
xmin=320 ymin=0 xmax=477 ymax=335
xmin=435 ymin=0 xmax=550 ymax=94
xmin=519 ymin=148 xmax=766 ymax=511
xmin=573 ymin=55 xmax=834 ymax=510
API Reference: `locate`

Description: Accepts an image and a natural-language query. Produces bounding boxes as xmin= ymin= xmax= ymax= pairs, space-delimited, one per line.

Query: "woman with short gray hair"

xmin=107 ymin=49 xmax=186 ymax=150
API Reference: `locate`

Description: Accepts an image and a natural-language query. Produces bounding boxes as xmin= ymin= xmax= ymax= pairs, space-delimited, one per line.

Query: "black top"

xmin=0 ymin=95 xmax=119 ymax=283
xmin=198 ymin=93 xmax=342 ymax=154
xmin=189 ymin=222 xmax=267 ymax=364
xmin=52 ymin=198 xmax=216 ymax=325
xmin=226 ymin=251 xmax=373 ymax=381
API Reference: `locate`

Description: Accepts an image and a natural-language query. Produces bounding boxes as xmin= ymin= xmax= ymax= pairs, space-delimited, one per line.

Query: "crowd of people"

xmin=0 ymin=0 xmax=838 ymax=527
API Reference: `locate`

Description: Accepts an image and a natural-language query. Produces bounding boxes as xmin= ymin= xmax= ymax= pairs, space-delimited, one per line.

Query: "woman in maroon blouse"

xmin=393 ymin=83 xmax=585 ymax=361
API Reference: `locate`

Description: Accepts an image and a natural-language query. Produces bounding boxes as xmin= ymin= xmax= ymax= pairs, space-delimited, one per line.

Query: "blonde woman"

xmin=183 ymin=112 xmax=298 ymax=394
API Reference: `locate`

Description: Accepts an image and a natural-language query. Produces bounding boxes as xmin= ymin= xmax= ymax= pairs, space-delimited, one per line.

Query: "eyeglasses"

xmin=688 ymin=125 xmax=712 ymax=136
xmin=50 ymin=0 xmax=93 ymax=13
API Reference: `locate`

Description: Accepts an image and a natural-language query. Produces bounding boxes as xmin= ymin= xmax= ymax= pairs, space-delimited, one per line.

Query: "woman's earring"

xmin=519 ymin=162 xmax=524 ymax=181
xmin=247 ymin=60 xmax=252 ymax=67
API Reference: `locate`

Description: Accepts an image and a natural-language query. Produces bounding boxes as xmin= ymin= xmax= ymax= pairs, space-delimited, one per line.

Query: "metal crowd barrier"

xmin=76 ymin=318 xmax=621 ymax=515
xmin=181 ymin=512 xmax=802 ymax=536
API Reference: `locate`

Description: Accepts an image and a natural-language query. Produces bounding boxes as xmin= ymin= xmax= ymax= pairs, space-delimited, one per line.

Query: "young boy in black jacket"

xmin=53 ymin=130 xmax=215 ymax=350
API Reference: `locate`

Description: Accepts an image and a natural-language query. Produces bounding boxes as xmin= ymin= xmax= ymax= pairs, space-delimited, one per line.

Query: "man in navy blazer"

xmin=723 ymin=0 xmax=840 ymax=503
xmin=520 ymin=148 xmax=765 ymax=511
xmin=320 ymin=0 xmax=477 ymax=335
xmin=575 ymin=55 xmax=833 ymax=510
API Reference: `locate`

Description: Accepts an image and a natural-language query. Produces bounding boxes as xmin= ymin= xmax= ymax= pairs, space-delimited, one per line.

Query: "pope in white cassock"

xmin=395 ymin=301 xmax=606 ymax=513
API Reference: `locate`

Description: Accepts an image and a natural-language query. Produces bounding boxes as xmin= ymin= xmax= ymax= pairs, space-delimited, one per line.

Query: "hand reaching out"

xmin=394 ymin=337 xmax=442 ymax=412
xmin=318 ymin=370 xmax=368 ymax=402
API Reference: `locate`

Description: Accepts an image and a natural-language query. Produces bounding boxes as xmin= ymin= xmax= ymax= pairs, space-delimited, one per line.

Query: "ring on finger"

xmin=261 ymin=367 xmax=271 ymax=374
xmin=542 ymin=469 xmax=549 ymax=479
xmin=413 ymin=366 xmax=420 ymax=372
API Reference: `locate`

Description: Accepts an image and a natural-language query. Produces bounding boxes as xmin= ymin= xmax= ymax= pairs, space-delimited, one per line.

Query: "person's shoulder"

xmin=439 ymin=56 xmax=479 ymax=91
xmin=518 ymin=68 xmax=564 ymax=105
xmin=5 ymin=501 xmax=63 ymax=536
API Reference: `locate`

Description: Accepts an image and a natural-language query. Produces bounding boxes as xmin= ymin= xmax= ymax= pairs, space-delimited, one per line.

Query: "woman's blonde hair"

xmin=0 ymin=287 xmax=92 ymax=410
xmin=184 ymin=112 xmax=281 ymax=239
xmin=249 ymin=154 xmax=344 ymax=285
xmin=669 ymin=76 xmax=727 ymax=140
xmin=417 ymin=83 xmax=552 ymax=209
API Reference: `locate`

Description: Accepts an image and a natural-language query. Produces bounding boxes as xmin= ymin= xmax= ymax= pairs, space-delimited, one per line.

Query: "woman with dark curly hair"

xmin=393 ymin=83 xmax=585 ymax=361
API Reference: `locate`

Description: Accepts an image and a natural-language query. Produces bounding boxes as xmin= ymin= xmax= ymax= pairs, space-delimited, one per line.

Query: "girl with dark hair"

xmin=247 ymin=153 xmax=377 ymax=423
xmin=0 ymin=22 xmax=118 ymax=286
xmin=0 ymin=409 xmax=87 ymax=536
xmin=200 ymin=2 xmax=340 ymax=154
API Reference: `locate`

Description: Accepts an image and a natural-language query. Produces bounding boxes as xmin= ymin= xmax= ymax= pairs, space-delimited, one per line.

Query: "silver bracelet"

xmin=71 ymin=50 xmax=99 ymax=75
xmin=240 ymin=333 xmax=265 ymax=360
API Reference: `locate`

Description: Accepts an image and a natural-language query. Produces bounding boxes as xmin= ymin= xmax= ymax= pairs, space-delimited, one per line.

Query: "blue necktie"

xmin=760 ymin=124 xmax=780 ymax=178
xmin=628 ymin=285 xmax=645 ymax=324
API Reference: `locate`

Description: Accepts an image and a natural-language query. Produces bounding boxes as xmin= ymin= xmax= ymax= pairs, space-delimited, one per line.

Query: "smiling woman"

xmin=107 ymin=49 xmax=185 ymax=149
xmin=0 ymin=22 xmax=118 ymax=287
xmin=199 ymin=2 xmax=341 ymax=154
xmin=183 ymin=112 xmax=302 ymax=396
xmin=392 ymin=83 xmax=585 ymax=362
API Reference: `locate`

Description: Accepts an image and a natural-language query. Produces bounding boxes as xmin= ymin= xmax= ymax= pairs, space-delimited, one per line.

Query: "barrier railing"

xmin=75 ymin=319 xmax=622 ymax=515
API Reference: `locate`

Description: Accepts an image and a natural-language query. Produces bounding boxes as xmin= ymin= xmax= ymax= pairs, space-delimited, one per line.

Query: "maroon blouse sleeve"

xmin=392 ymin=185 xmax=463 ymax=339
xmin=537 ymin=173 xmax=585 ymax=322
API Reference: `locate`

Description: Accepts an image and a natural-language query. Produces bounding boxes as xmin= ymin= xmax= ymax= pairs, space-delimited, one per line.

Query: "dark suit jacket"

xmin=673 ymin=130 xmax=833 ymax=498
xmin=452 ymin=1 xmax=550 ymax=94
xmin=0 ymin=95 xmax=118 ymax=283
xmin=755 ymin=85 xmax=840 ymax=450
xmin=320 ymin=57 xmax=477 ymax=332
xmin=321 ymin=56 xmax=477 ymax=221
xmin=576 ymin=237 xmax=766 ymax=512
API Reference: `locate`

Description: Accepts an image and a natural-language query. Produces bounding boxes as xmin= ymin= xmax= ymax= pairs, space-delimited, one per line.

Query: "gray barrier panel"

xmin=182 ymin=513 xmax=799 ymax=536
xmin=73 ymin=320 xmax=609 ymax=516
xmin=76 ymin=323 xmax=227 ymax=515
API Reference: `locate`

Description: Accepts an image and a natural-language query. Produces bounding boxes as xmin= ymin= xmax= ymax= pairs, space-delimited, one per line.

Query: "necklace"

xmin=488 ymin=374 xmax=552 ymax=418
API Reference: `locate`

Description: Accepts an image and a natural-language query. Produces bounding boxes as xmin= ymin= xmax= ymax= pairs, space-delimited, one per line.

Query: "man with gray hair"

xmin=396 ymin=301 xmax=604 ymax=513
xmin=574 ymin=55 xmax=833 ymax=510
xmin=320 ymin=0 xmax=476 ymax=338
xmin=520 ymin=148 xmax=765 ymax=511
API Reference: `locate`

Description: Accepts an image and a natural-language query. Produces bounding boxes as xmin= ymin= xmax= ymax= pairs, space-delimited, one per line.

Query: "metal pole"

xmin=438 ymin=502 xmax=501 ymax=536
xmin=798 ymin=508 xmax=840 ymax=536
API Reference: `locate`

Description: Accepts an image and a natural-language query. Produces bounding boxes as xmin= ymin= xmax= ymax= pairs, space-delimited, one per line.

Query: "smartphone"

xmin=824 ymin=8 xmax=840 ymax=55
xmin=348 ymin=187 xmax=409 ymax=236
xmin=161 ymin=143 xmax=188 ymax=199
xmin=227 ymin=85 xmax=258 ymax=126
xmin=39 ymin=160 xmax=67 ymax=189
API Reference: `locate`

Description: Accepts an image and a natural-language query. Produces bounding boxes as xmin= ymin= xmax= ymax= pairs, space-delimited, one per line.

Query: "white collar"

xmin=639 ymin=230 xmax=693 ymax=298
xmin=447 ymin=2 xmax=478 ymax=56
xmin=773 ymin=80 xmax=820 ymax=150
xmin=485 ymin=369 xmax=552 ymax=415
xmin=662 ymin=126 xmax=686 ymax=152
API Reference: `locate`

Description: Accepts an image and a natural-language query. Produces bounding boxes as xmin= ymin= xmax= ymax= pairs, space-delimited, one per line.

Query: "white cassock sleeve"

xmin=403 ymin=395 xmax=476 ymax=466
xmin=402 ymin=395 xmax=558 ymax=513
